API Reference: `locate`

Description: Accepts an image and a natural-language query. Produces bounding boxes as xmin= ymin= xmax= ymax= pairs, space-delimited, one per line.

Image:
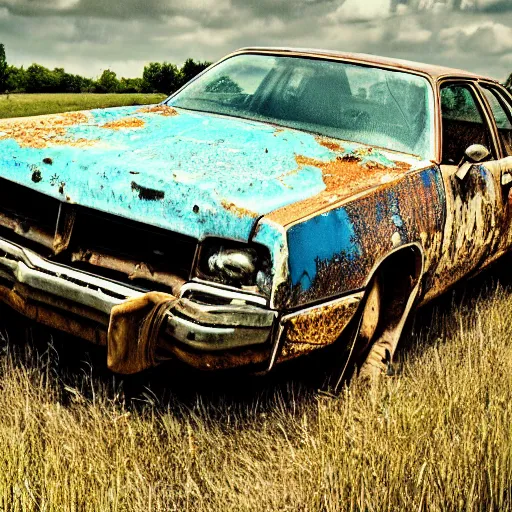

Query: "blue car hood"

xmin=0 ymin=105 xmax=421 ymax=241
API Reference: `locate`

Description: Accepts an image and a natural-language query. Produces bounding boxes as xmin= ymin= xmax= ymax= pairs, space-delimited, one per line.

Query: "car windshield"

xmin=167 ymin=54 xmax=434 ymax=159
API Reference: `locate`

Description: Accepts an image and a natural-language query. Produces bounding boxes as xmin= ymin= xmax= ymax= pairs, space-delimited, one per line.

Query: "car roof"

xmin=235 ymin=47 xmax=497 ymax=83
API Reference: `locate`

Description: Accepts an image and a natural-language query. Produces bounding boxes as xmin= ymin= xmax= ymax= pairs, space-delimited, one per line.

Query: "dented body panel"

xmin=0 ymin=106 xmax=414 ymax=243
xmin=0 ymin=47 xmax=511 ymax=374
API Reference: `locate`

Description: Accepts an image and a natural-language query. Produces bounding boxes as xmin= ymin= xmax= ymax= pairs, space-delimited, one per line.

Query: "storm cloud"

xmin=0 ymin=0 xmax=511 ymax=80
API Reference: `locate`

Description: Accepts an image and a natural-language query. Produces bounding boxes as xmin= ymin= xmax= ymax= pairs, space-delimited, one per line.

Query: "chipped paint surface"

xmin=0 ymin=105 xmax=430 ymax=298
xmin=0 ymin=112 xmax=92 ymax=148
xmin=136 ymin=105 xmax=179 ymax=117
xmin=279 ymin=294 xmax=361 ymax=362
xmin=277 ymin=165 xmax=445 ymax=308
xmin=0 ymin=105 xmax=417 ymax=247
xmin=425 ymin=162 xmax=503 ymax=301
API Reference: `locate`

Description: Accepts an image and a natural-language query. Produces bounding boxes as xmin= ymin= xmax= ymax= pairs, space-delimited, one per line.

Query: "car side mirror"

xmin=455 ymin=144 xmax=491 ymax=181
xmin=464 ymin=144 xmax=490 ymax=163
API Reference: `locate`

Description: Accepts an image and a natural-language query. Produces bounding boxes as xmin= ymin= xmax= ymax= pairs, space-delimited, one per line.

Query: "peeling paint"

xmin=131 ymin=181 xmax=165 ymax=201
xmin=425 ymin=162 xmax=501 ymax=301
xmin=101 ymin=117 xmax=145 ymax=130
xmin=0 ymin=112 xmax=90 ymax=148
xmin=277 ymin=165 xmax=445 ymax=308
xmin=221 ymin=199 xmax=258 ymax=219
xmin=279 ymin=294 xmax=361 ymax=363
xmin=0 ymin=106 xmax=421 ymax=250
xmin=137 ymin=105 xmax=179 ymax=117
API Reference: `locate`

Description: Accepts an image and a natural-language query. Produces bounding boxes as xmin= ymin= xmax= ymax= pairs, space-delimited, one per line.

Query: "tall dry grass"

xmin=0 ymin=262 xmax=512 ymax=511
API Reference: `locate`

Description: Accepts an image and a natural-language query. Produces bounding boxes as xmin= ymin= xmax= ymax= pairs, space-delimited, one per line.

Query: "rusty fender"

xmin=276 ymin=292 xmax=363 ymax=363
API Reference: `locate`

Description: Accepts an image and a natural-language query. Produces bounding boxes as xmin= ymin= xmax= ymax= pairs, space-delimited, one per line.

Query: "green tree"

xmin=142 ymin=62 xmax=181 ymax=94
xmin=25 ymin=63 xmax=59 ymax=93
xmin=205 ymin=75 xmax=242 ymax=94
xmin=0 ymin=44 xmax=8 ymax=93
xmin=118 ymin=77 xmax=142 ymax=93
xmin=95 ymin=69 xmax=120 ymax=93
xmin=5 ymin=65 xmax=27 ymax=92
xmin=180 ymin=58 xmax=211 ymax=87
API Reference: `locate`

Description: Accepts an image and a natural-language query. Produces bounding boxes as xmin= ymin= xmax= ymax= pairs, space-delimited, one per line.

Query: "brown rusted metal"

xmin=53 ymin=203 xmax=76 ymax=254
xmin=0 ymin=284 xmax=107 ymax=345
xmin=0 ymin=210 xmax=54 ymax=248
xmin=268 ymin=150 xmax=411 ymax=227
xmin=70 ymin=248 xmax=185 ymax=295
xmin=136 ymin=105 xmax=179 ymax=117
xmin=0 ymin=112 xmax=91 ymax=149
xmin=101 ymin=118 xmax=145 ymax=130
xmin=161 ymin=341 xmax=270 ymax=371
xmin=278 ymin=294 xmax=361 ymax=362
xmin=424 ymin=161 xmax=501 ymax=302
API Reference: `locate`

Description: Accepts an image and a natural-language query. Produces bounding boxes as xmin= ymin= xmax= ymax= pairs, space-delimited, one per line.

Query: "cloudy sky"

xmin=0 ymin=0 xmax=511 ymax=81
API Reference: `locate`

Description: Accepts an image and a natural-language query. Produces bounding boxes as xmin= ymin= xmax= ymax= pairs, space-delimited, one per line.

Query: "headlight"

xmin=195 ymin=238 xmax=272 ymax=296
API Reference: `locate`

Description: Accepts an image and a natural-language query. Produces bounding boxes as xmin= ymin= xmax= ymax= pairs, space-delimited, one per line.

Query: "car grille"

xmin=0 ymin=178 xmax=197 ymax=292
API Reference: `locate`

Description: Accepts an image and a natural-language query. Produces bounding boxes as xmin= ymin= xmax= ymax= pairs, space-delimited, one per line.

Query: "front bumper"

xmin=0 ymin=236 xmax=277 ymax=367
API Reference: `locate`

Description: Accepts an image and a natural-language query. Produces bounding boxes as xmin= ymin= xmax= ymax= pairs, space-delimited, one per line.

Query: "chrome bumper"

xmin=0 ymin=237 xmax=276 ymax=351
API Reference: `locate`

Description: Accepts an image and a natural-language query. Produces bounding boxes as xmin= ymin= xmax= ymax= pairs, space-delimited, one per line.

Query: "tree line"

xmin=1 ymin=42 xmax=512 ymax=96
xmin=0 ymin=44 xmax=211 ymax=94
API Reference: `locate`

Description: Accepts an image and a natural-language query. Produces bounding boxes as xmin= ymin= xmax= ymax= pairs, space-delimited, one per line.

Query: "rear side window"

xmin=481 ymin=86 xmax=512 ymax=157
xmin=441 ymin=84 xmax=493 ymax=165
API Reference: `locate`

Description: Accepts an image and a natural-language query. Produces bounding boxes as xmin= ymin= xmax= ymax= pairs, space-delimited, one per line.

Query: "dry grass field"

xmin=0 ymin=259 xmax=512 ymax=511
xmin=0 ymin=93 xmax=167 ymax=119
xmin=2 ymin=95 xmax=512 ymax=510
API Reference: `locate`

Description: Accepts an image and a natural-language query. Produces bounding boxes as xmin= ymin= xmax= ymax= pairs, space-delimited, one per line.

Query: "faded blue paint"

xmin=0 ymin=105 xmax=416 ymax=246
xmin=252 ymin=219 xmax=288 ymax=294
xmin=287 ymin=208 xmax=360 ymax=289
xmin=0 ymin=106 xmax=339 ymax=243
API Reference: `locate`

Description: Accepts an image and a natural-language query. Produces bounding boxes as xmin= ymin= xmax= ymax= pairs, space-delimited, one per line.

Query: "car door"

xmin=431 ymin=80 xmax=503 ymax=293
xmin=477 ymin=82 xmax=512 ymax=255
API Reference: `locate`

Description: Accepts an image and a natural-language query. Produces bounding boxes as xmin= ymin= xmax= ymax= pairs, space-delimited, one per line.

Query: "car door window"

xmin=441 ymin=83 xmax=493 ymax=165
xmin=481 ymin=86 xmax=512 ymax=157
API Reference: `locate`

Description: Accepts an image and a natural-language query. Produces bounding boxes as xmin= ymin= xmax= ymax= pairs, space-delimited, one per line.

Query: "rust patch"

xmin=279 ymin=341 xmax=325 ymax=361
xmin=278 ymin=295 xmax=360 ymax=363
xmin=54 ymin=204 xmax=76 ymax=254
xmin=316 ymin=137 xmax=345 ymax=153
xmin=52 ymin=138 xmax=97 ymax=148
xmin=269 ymin=153 xmax=410 ymax=226
xmin=137 ymin=105 xmax=179 ymax=117
xmin=0 ymin=210 xmax=54 ymax=248
xmin=0 ymin=112 xmax=90 ymax=149
xmin=164 ymin=343 xmax=269 ymax=371
xmin=0 ymin=284 xmax=107 ymax=346
xmin=221 ymin=199 xmax=258 ymax=218
xmin=31 ymin=168 xmax=42 ymax=183
xmin=285 ymin=296 xmax=360 ymax=346
xmin=101 ymin=117 xmax=145 ymax=130
xmin=71 ymin=249 xmax=185 ymax=295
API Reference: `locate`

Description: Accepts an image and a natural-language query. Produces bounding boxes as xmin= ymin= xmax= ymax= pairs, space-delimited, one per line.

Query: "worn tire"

xmin=328 ymin=274 xmax=382 ymax=392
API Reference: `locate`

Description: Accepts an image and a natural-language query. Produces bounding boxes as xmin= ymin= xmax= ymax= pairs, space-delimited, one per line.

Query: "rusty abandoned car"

xmin=0 ymin=47 xmax=512 ymax=389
